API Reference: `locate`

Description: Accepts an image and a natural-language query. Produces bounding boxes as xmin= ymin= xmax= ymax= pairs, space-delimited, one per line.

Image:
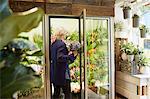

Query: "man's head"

xmin=55 ymin=28 xmax=68 ymax=40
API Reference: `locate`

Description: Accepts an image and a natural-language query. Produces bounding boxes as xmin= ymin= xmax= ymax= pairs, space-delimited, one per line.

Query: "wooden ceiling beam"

xmin=72 ymin=4 xmax=114 ymax=16
xmin=9 ymin=1 xmax=114 ymax=16
xmin=12 ymin=0 xmax=114 ymax=6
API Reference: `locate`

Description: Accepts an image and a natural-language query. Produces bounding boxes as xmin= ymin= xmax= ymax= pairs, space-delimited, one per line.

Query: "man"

xmin=51 ymin=29 xmax=77 ymax=99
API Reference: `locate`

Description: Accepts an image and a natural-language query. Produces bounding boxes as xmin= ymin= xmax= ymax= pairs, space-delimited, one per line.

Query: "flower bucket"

xmin=123 ymin=8 xmax=131 ymax=19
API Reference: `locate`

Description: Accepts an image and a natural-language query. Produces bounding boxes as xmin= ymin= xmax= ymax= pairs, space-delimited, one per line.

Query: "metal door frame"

xmin=44 ymin=11 xmax=86 ymax=99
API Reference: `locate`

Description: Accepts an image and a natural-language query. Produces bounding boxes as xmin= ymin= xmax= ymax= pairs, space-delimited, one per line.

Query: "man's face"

xmin=51 ymin=35 xmax=56 ymax=43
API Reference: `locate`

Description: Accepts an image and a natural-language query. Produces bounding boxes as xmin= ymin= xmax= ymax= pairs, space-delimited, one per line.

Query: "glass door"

xmin=85 ymin=17 xmax=114 ymax=99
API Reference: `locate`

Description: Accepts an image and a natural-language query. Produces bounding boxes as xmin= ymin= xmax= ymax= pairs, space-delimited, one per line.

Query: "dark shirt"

xmin=50 ymin=39 xmax=76 ymax=85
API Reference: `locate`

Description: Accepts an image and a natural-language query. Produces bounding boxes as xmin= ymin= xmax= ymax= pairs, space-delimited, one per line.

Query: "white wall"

xmin=114 ymin=0 xmax=149 ymax=46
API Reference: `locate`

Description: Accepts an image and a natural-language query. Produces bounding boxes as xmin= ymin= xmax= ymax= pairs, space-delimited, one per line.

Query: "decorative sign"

xmin=144 ymin=39 xmax=150 ymax=49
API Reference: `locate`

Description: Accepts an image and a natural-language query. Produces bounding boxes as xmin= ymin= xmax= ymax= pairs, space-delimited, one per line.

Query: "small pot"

xmin=132 ymin=15 xmax=140 ymax=27
xmin=140 ymin=29 xmax=146 ymax=38
xmin=123 ymin=8 xmax=131 ymax=19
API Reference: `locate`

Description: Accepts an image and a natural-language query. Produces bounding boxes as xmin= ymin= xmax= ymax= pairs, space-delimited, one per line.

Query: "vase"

xmin=127 ymin=55 xmax=134 ymax=62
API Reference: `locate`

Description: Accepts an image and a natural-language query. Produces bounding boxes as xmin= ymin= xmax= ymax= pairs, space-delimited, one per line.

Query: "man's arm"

xmin=57 ymin=44 xmax=76 ymax=63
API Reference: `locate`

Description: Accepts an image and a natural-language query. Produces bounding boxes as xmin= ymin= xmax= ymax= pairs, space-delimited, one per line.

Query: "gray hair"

xmin=55 ymin=28 xmax=68 ymax=40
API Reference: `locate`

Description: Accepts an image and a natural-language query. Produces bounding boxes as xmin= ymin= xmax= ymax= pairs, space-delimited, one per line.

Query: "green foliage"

xmin=0 ymin=64 xmax=42 ymax=98
xmin=133 ymin=47 xmax=143 ymax=55
xmin=139 ymin=24 xmax=149 ymax=33
xmin=67 ymin=23 xmax=108 ymax=86
xmin=0 ymin=1 xmax=44 ymax=97
xmin=66 ymin=31 xmax=79 ymax=41
xmin=0 ymin=7 xmax=44 ymax=50
xmin=121 ymin=42 xmax=136 ymax=55
xmin=0 ymin=38 xmax=42 ymax=98
xmin=33 ymin=34 xmax=43 ymax=49
xmin=138 ymin=55 xmax=149 ymax=67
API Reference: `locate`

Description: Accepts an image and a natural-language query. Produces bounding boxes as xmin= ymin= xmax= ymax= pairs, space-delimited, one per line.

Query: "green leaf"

xmin=0 ymin=64 xmax=42 ymax=98
xmin=0 ymin=61 xmax=5 ymax=69
xmin=26 ymin=49 xmax=43 ymax=56
xmin=0 ymin=7 xmax=44 ymax=50
xmin=8 ymin=38 xmax=36 ymax=51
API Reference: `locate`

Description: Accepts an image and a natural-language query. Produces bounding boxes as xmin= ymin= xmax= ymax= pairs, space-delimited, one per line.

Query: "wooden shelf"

xmin=116 ymin=71 xmax=150 ymax=99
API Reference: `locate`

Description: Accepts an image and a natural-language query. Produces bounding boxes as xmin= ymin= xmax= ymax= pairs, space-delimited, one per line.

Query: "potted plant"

xmin=138 ymin=56 xmax=149 ymax=74
xmin=133 ymin=47 xmax=143 ymax=63
xmin=132 ymin=14 xmax=140 ymax=27
xmin=139 ymin=25 xmax=149 ymax=38
xmin=121 ymin=42 xmax=135 ymax=61
xmin=123 ymin=6 xmax=131 ymax=19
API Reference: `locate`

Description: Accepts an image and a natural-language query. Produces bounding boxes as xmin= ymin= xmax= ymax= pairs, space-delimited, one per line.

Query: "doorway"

xmin=44 ymin=11 xmax=114 ymax=99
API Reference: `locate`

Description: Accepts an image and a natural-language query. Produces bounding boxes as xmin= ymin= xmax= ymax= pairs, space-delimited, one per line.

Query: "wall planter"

xmin=140 ymin=29 xmax=146 ymax=38
xmin=132 ymin=14 xmax=140 ymax=27
xmin=139 ymin=25 xmax=149 ymax=38
xmin=123 ymin=7 xmax=131 ymax=19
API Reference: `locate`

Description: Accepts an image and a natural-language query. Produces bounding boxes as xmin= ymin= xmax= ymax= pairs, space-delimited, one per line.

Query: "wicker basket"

xmin=120 ymin=60 xmax=138 ymax=75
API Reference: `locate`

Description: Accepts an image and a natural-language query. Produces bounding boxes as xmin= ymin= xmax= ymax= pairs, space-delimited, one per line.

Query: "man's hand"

xmin=68 ymin=50 xmax=78 ymax=57
xmin=72 ymin=50 xmax=78 ymax=56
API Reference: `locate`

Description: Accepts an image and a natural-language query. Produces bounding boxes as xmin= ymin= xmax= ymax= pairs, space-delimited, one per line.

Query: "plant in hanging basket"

xmin=139 ymin=25 xmax=149 ymax=38
xmin=132 ymin=14 xmax=140 ymax=27
xmin=123 ymin=6 xmax=131 ymax=19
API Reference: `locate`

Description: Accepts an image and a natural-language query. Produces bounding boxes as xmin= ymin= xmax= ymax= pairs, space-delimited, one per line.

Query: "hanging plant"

xmin=139 ymin=25 xmax=149 ymax=38
xmin=123 ymin=6 xmax=131 ymax=19
xmin=132 ymin=14 xmax=140 ymax=27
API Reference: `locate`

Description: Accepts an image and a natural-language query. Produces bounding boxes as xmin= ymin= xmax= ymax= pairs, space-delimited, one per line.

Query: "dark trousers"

xmin=53 ymin=80 xmax=71 ymax=99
